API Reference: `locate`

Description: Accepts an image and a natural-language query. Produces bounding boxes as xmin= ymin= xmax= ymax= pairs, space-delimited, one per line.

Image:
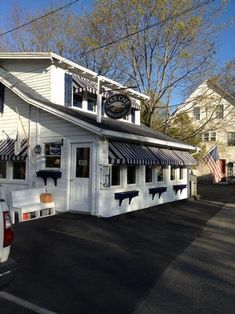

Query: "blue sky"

xmin=0 ymin=0 xmax=234 ymax=69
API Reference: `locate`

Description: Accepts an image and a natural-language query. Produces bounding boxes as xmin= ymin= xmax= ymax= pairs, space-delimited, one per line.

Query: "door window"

xmin=76 ymin=147 xmax=90 ymax=178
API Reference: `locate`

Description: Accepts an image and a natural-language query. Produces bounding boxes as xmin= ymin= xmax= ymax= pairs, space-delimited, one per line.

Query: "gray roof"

xmin=0 ymin=66 xmax=190 ymax=148
xmin=207 ymin=79 xmax=235 ymax=106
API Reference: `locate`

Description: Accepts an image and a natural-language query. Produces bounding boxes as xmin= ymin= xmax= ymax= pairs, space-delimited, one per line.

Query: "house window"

xmin=44 ymin=143 xmax=61 ymax=168
xmin=145 ymin=165 xmax=152 ymax=183
xmin=228 ymin=132 xmax=235 ymax=146
xmin=170 ymin=166 xmax=176 ymax=180
xmin=0 ymin=160 xmax=26 ymax=181
xmin=0 ymin=161 xmax=6 ymax=179
xmin=73 ymin=93 xmax=83 ymax=108
xmin=130 ymin=109 xmax=135 ymax=123
xmin=193 ymin=107 xmax=200 ymax=120
xmin=111 ymin=165 xmax=120 ymax=186
xmin=157 ymin=166 xmax=164 ymax=182
xmin=88 ymin=98 xmax=96 ymax=112
xmin=102 ymin=98 xmax=105 ymax=116
xmin=127 ymin=165 xmax=136 ymax=184
xmin=203 ymin=132 xmax=216 ymax=142
xmin=215 ymin=105 xmax=224 ymax=119
xmin=13 ymin=161 xmax=26 ymax=180
xmin=179 ymin=167 xmax=184 ymax=180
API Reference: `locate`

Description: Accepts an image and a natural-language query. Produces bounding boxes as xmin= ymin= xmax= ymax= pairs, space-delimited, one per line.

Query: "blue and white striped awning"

xmin=146 ymin=146 xmax=184 ymax=165
xmin=109 ymin=141 xmax=160 ymax=165
xmin=0 ymin=139 xmax=28 ymax=161
xmin=109 ymin=141 xmax=196 ymax=166
xmin=173 ymin=150 xmax=197 ymax=166
xmin=73 ymin=74 xmax=97 ymax=95
xmin=72 ymin=74 xmax=140 ymax=110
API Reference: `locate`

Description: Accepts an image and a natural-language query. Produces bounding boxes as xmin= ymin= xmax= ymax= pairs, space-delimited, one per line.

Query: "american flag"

xmin=204 ymin=146 xmax=224 ymax=183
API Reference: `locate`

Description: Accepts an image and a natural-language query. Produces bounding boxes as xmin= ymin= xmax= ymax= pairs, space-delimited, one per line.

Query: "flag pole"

xmin=203 ymin=145 xmax=216 ymax=159
xmin=15 ymin=107 xmax=35 ymax=161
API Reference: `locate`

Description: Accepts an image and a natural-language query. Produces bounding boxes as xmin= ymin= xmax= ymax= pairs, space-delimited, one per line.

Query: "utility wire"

xmin=77 ymin=0 xmax=215 ymax=57
xmin=0 ymin=0 xmax=80 ymax=37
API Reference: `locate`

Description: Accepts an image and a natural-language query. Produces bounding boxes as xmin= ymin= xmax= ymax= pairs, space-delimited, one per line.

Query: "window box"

xmin=149 ymin=187 xmax=167 ymax=200
xmin=36 ymin=170 xmax=62 ymax=186
xmin=114 ymin=190 xmax=139 ymax=206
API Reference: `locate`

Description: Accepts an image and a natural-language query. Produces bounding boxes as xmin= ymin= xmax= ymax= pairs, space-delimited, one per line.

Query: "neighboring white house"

xmin=175 ymin=79 xmax=235 ymax=183
xmin=0 ymin=52 xmax=197 ymax=218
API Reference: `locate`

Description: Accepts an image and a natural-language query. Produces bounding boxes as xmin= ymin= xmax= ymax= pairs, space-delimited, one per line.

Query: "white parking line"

xmin=0 ymin=291 xmax=57 ymax=314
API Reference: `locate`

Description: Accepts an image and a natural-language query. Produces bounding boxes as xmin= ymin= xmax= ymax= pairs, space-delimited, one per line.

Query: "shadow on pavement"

xmin=4 ymin=185 xmax=228 ymax=314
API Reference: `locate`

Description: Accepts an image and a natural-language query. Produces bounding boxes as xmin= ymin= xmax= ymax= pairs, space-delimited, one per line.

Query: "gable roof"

xmin=0 ymin=52 xmax=148 ymax=101
xmin=0 ymin=65 xmax=196 ymax=151
xmin=207 ymin=79 xmax=235 ymax=106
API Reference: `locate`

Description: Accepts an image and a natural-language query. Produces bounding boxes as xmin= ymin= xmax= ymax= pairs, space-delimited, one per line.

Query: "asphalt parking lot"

xmin=0 ymin=184 xmax=234 ymax=314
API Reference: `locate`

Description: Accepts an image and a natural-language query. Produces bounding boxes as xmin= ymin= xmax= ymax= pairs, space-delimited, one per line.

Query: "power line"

xmin=77 ymin=0 xmax=215 ymax=58
xmin=0 ymin=0 xmax=80 ymax=37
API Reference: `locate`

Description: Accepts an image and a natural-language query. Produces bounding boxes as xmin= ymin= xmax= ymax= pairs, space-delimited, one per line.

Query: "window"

xmin=0 ymin=161 xmax=6 ymax=179
xmin=203 ymin=132 xmax=216 ymax=142
xmin=130 ymin=109 xmax=135 ymax=123
xmin=170 ymin=166 xmax=176 ymax=180
xmin=157 ymin=166 xmax=164 ymax=182
xmin=0 ymin=160 xmax=26 ymax=181
xmin=88 ymin=98 xmax=96 ymax=112
xmin=76 ymin=147 xmax=90 ymax=178
xmin=215 ymin=105 xmax=223 ymax=119
xmin=193 ymin=107 xmax=200 ymax=120
xmin=45 ymin=143 xmax=61 ymax=168
xmin=73 ymin=93 xmax=83 ymax=108
xmin=13 ymin=161 xmax=26 ymax=180
xmin=179 ymin=167 xmax=184 ymax=180
xmin=228 ymin=132 xmax=235 ymax=146
xmin=111 ymin=165 xmax=120 ymax=186
xmin=127 ymin=165 xmax=136 ymax=184
xmin=102 ymin=98 xmax=106 ymax=116
xmin=145 ymin=165 xmax=152 ymax=183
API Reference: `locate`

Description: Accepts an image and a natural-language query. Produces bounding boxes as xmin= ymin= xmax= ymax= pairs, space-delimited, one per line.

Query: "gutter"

xmin=100 ymin=130 xmax=197 ymax=151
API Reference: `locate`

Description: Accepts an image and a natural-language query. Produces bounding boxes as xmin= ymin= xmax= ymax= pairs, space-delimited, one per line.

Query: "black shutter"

xmin=0 ymin=83 xmax=5 ymax=113
xmin=64 ymin=73 xmax=72 ymax=107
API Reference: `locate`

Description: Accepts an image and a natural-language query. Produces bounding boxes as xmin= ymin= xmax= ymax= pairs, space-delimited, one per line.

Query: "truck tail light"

xmin=3 ymin=211 xmax=14 ymax=247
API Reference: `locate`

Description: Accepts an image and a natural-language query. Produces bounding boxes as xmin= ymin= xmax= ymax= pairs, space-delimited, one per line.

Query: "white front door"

xmin=69 ymin=143 xmax=92 ymax=212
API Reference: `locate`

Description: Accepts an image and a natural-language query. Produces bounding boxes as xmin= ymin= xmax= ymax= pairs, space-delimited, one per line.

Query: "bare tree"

xmin=78 ymin=0 xmax=227 ymax=129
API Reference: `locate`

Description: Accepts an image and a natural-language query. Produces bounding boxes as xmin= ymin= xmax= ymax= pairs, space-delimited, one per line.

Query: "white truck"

xmin=0 ymin=199 xmax=16 ymax=290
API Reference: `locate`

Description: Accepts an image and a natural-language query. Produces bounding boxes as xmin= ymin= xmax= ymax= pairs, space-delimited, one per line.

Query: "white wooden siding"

xmin=37 ymin=110 xmax=94 ymax=211
xmin=0 ymin=60 xmax=51 ymax=101
xmin=0 ymin=90 xmax=30 ymax=139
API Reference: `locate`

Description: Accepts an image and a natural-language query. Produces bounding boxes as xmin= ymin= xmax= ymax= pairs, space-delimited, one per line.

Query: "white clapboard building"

xmin=0 ymin=52 xmax=197 ymax=218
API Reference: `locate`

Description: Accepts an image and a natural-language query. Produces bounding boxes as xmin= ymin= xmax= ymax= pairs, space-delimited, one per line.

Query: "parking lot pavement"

xmin=0 ymin=184 xmax=234 ymax=314
xmin=134 ymin=197 xmax=235 ymax=313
